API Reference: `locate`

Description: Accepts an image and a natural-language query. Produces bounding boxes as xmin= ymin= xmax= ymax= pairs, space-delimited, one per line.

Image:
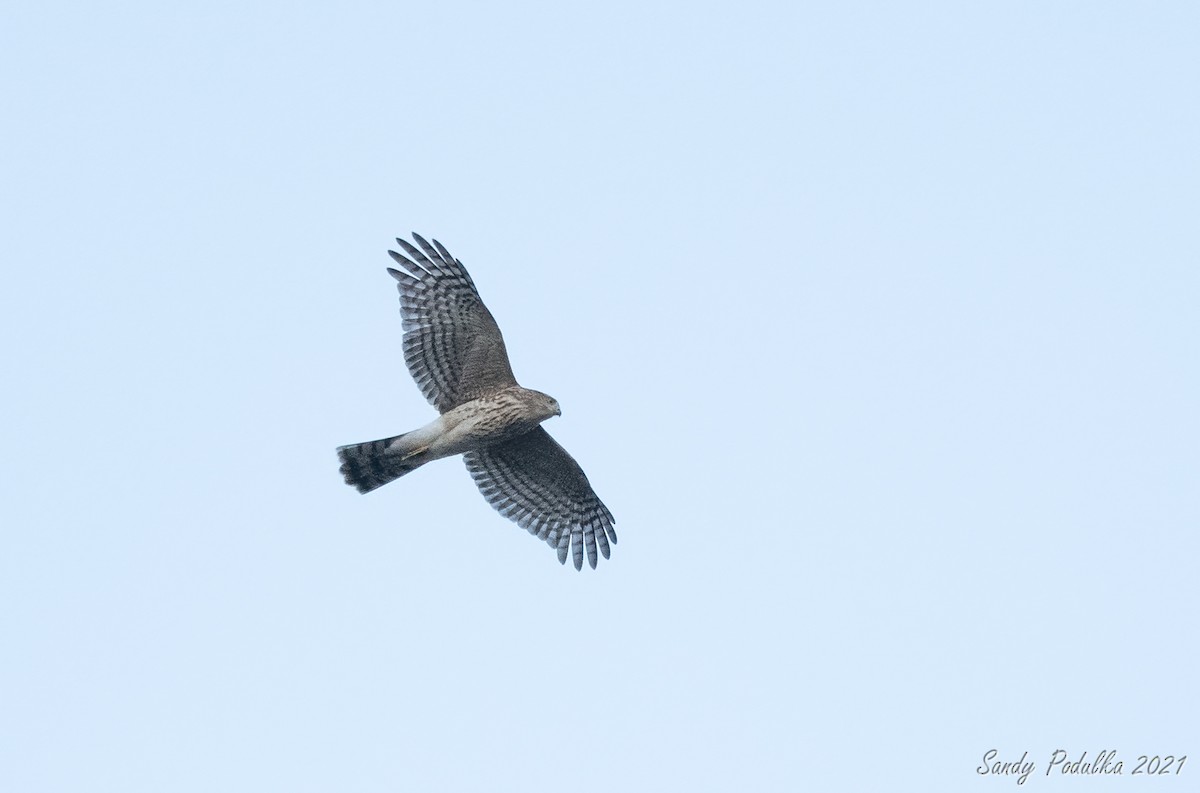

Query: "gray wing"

xmin=387 ymin=233 xmax=518 ymax=412
xmin=464 ymin=427 xmax=617 ymax=570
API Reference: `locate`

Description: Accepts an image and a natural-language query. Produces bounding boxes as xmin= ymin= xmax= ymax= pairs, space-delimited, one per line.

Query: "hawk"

xmin=336 ymin=233 xmax=617 ymax=570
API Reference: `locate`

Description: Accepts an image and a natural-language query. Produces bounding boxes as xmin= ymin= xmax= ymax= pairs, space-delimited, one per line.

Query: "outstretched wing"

xmin=464 ymin=427 xmax=617 ymax=570
xmin=387 ymin=233 xmax=518 ymax=412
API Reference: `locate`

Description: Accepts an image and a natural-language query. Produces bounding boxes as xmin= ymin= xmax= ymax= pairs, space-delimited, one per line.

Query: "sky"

xmin=2 ymin=1 xmax=1197 ymax=791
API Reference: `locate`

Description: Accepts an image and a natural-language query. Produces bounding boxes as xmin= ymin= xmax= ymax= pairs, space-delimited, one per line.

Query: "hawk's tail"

xmin=337 ymin=434 xmax=425 ymax=494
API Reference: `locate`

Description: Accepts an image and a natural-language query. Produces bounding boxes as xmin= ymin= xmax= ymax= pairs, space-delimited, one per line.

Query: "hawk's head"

xmin=525 ymin=389 xmax=562 ymax=421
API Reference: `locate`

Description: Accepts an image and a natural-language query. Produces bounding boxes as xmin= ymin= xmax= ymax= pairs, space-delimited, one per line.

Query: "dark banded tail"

xmin=337 ymin=434 xmax=424 ymax=493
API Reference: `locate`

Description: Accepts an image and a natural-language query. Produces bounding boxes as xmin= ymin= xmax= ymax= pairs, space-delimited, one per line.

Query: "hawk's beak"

xmin=555 ymin=406 xmax=562 ymax=417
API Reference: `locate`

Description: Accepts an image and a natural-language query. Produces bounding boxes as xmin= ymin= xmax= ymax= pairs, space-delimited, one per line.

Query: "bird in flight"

xmin=337 ymin=233 xmax=616 ymax=570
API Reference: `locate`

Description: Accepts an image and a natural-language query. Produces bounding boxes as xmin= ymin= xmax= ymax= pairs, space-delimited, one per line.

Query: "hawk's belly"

xmin=400 ymin=392 xmax=550 ymax=462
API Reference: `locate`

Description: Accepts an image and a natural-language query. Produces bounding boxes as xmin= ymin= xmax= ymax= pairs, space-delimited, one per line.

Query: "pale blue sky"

xmin=2 ymin=2 xmax=1197 ymax=791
